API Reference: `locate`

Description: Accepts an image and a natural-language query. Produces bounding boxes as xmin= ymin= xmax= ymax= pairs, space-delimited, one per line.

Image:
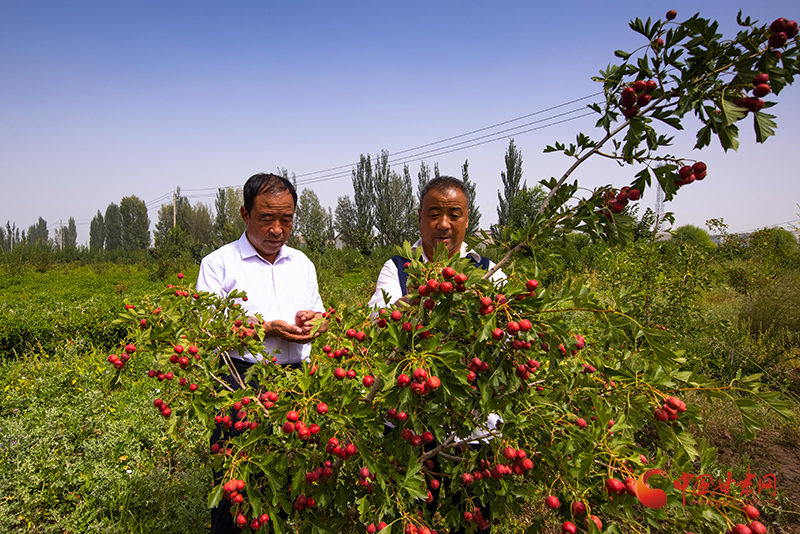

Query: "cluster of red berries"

xmin=395 ymin=367 xmax=441 ymax=395
xmin=152 ymin=397 xmax=172 ymax=418
xmin=515 ymin=358 xmax=541 ymax=380
xmin=365 ymin=521 xmax=389 ymax=533
xmin=107 ymin=344 xmax=134 ymax=369
xmin=400 ymin=427 xmax=435 ymax=447
xmin=605 ymin=476 xmax=638 ymax=497
xmin=653 ymin=395 xmax=687 ymax=422
xmin=724 ymin=506 xmax=767 ymax=534
xmin=460 ymin=450 xmax=534 ymax=486
xmin=325 ymin=436 xmax=358 ymax=459
xmin=259 ymin=389 xmax=278 ymax=408
xmin=620 ymin=80 xmax=658 ymax=119
xmin=292 ymin=493 xmax=315 ymax=511
xmin=736 ymin=73 xmax=772 ymax=112
xmin=675 ymin=161 xmax=707 ymax=187
xmin=282 ymin=409 xmax=321 ymax=439
xmin=413 ymin=266 xmax=470 ymax=299
xmin=599 ymin=186 xmax=642 ymax=218
xmin=463 ymin=507 xmax=490 ymax=530
xmin=345 ymin=328 xmax=368 ymax=342
xmin=767 ymin=17 xmax=798 ymax=49
xmin=304 ymin=461 xmax=334 ymax=483
xmin=467 ymin=356 xmax=490 ymax=383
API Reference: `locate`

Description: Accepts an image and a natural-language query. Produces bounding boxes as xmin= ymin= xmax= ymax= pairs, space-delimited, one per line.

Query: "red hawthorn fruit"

xmin=413 ymin=368 xmax=428 ymax=381
xmin=124 ymin=304 xmax=135 ymax=310
xmin=236 ymin=514 xmax=247 ymax=527
xmin=654 ymin=408 xmax=669 ymax=422
xmin=637 ymin=94 xmax=652 ymax=107
xmin=334 ymin=368 xmax=346 ymax=380
xmin=367 ymin=525 xmax=377 ymax=534
xmin=426 ymin=376 xmax=441 ymax=390
xmin=286 ymin=410 xmax=300 ymax=422
xmin=377 ymin=318 xmax=388 ymax=328
xmin=626 ymin=188 xmax=641 ymax=201
xmin=769 ymin=32 xmax=787 ymax=49
xmin=397 ymin=411 xmax=408 ymax=421
xmin=519 ymin=319 xmax=533 ymax=331
xmin=744 ymin=505 xmax=760 ymax=520
xmin=666 ymin=9 xmax=677 ymax=20
xmin=633 ymin=80 xmax=646 ymax=93
xmin=525 ymin=279 xmax=539 ymax=291
xmin=770 ymin=17 xmax=788 ymax=33
xmin=316 ymin=403 xmax=328 ymax=415
xmin=356 ymin=331 xmax=367 ymax=342
xmin=124 ymin=343 xmax=136 ymax=354
xmin=430 ymin=478 xmax=440 ymax=490
xmin=402 ymin=322 xmax=413 ymax=332
xmin=753 ymin=84 xmax=770 ymax=98
xmin=346 ymin=369 xmax=356 ymax=379
xmin=692 ymin=162 xmax=707 ymax=174
xmin=545 ymin=496 xmax=560 ymax=510
xmin=606 ymin=478 xmax=625 ymax=495
xmin=586 ymin=515 xmax=603 ymax=531
xmin=748 ymin=521 xmax=766 ymax=534
xmin=426 ymin=279 xmax=439 ymax=292
xmin=624 ymin=477 xmax=637 ymax=496
xmin=623 ymin=107 xmax=639 ymax=119
xmin=161 ymin=407 xmax=172 ymax=417
xmin=665 ymin=396 xmax=682 ymax=410
xmin=282 ymin=421 xmax=295 ymax=434
xmin=397 ymin=374 xmax=411 ymax=387
xmin=462 ymin=473 xmax=473 ymax=484
xmin=496 ymin=294 xmax=507 ymax=305
xmin=391 ymin=310 xmax=403 ymax=322
xmin=732 ymin=524 xmax=752 ymax=534
xmin=418 ymin=285 xmax=429 ymax=297
xmin=378 ymin=522 xmax=388 ymax=531
xmin=363 ymin=375 xmax=375 ymax=387
xmin=401 ymin=428 xmax=414 ymax=441
xmin=442 ymin=266 xmax=456 ymax=279
xmin=479 ymin=296 xmax=493 ymax=308
xmin=422 ymin=431 xmax=434 ymax=443
xmin=346 ymin=328 xmax=357 ymax=339
xmin=346 ymin=443 xmax=358 ymax=456
xmin=562 ymin=521 xmax=578 ymax=534
xmin=439 ymin=281 xmax=453 ymax=293
xmin=572 ymin=502 xmax=587 ymax=515
xmin=502 ymin=446 xmax=517 ymax=460
xmin=506 ymin=321 xmax=520 ymax=335
xmin=491 ymin=328 xmax=504 ymax=341
xmin=621 ymin=86 xmax=636 ymax=99
xmin=753 ymin=73 xmax=770 ymax=86
xmin=423 ymin=299 xmax=436 ymax=310
xmin=479 ymin=305 xmax=494 ymax=316
xmin=786 ymin=20 xmax=799 ymax=38
xmin=575 ymin=417 xmax=587 ymax=428
xmin=645 ymin=80 xmax=658 ymax=93
xmin=455 ymin=272 xmax=468 ymax=284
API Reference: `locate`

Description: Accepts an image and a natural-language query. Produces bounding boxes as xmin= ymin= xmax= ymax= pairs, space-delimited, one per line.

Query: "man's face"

xmin=419 ymin=187 xmax=469 ymax=260
xmin=240 ymin=189 xmax=295 ymax=263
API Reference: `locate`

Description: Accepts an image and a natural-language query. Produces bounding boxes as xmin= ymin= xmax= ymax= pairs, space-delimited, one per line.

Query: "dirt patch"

xmin=715 ymin=430 xmax=800 ymax=534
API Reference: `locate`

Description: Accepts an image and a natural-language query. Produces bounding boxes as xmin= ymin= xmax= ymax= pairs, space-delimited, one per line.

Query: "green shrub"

xmin=741 ymin=271 xmax=800 ymax=346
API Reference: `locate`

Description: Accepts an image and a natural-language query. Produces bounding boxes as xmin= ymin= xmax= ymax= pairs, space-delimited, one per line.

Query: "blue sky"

xmin=1 ymin=1 xmax=798 ymax=245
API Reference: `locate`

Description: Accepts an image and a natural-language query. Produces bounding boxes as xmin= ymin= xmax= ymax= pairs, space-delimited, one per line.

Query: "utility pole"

xmin=173 ymin=190 xmax=177 ymax=230
xmin=59 ymin=220 xmax=63 ymax=251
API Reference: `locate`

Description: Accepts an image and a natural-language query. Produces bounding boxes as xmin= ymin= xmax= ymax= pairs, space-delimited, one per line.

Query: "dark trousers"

xmin=210 ymin=359 xmax=299 ymax=534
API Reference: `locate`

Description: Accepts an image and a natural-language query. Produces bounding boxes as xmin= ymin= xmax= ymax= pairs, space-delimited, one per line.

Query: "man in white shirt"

xmin=196 ymin=173 xmax=326 ymax=534
xmin=197 ymin=173 xmax=326 ymax=365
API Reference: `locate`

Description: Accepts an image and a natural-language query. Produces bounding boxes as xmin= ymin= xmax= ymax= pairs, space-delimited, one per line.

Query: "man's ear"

xmin=240 ymin=206 xmax=249 ymax=225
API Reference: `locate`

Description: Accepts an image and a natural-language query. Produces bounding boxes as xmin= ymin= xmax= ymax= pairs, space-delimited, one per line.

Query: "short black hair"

xmin=243 ymin=173 xmax=297 ymax=213
xmin=419 ymin=175 xmax=469 ymax=207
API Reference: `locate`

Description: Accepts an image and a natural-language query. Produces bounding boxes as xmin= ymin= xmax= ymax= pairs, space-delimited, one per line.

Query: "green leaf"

xmin=207 ymin=484 xmax=224 ymax=509
xmin=614 ymin=50 xmax=631 ymax=59
xmin=754 ymin=111 xmax=777 ymax=143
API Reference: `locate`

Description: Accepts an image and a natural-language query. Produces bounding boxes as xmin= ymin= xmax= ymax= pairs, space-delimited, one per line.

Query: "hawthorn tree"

xmin=112 ymin=11 xmax=798 ymax=534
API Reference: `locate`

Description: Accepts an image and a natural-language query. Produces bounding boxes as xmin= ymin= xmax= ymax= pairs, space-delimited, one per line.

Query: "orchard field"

xmin=2 ymin=10 xmax=800 ymax=534
xmin=0 ymin=230 xmax=799 ymax=533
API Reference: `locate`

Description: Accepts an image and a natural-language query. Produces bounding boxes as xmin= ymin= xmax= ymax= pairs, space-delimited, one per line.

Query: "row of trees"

xmin=1 ymin=217 xmax=78 ymax=251
xmin=3 ymin=139 xmax=544 ymax=257
xmin=89 ymin=196 xmax=151 ymax=252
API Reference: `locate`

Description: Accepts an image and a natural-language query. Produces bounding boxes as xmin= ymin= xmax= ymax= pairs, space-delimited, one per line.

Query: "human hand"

xmin=265 ymin=319 xmax=316 ymax=344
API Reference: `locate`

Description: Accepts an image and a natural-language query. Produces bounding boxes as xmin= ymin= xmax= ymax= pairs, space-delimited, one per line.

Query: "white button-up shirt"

xmin=196 ymin=232 xmax=324 ymax=364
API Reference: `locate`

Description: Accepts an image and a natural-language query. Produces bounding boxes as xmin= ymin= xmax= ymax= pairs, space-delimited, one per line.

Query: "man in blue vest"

xmin=368 ymin=175 xmax=502 ymax=308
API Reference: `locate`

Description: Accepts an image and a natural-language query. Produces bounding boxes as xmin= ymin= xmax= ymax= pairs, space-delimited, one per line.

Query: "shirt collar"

xmin=236 ymin=232 xmax=292 ymax=264
xmin=412 ymin=238 xmax=480 ymax=263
